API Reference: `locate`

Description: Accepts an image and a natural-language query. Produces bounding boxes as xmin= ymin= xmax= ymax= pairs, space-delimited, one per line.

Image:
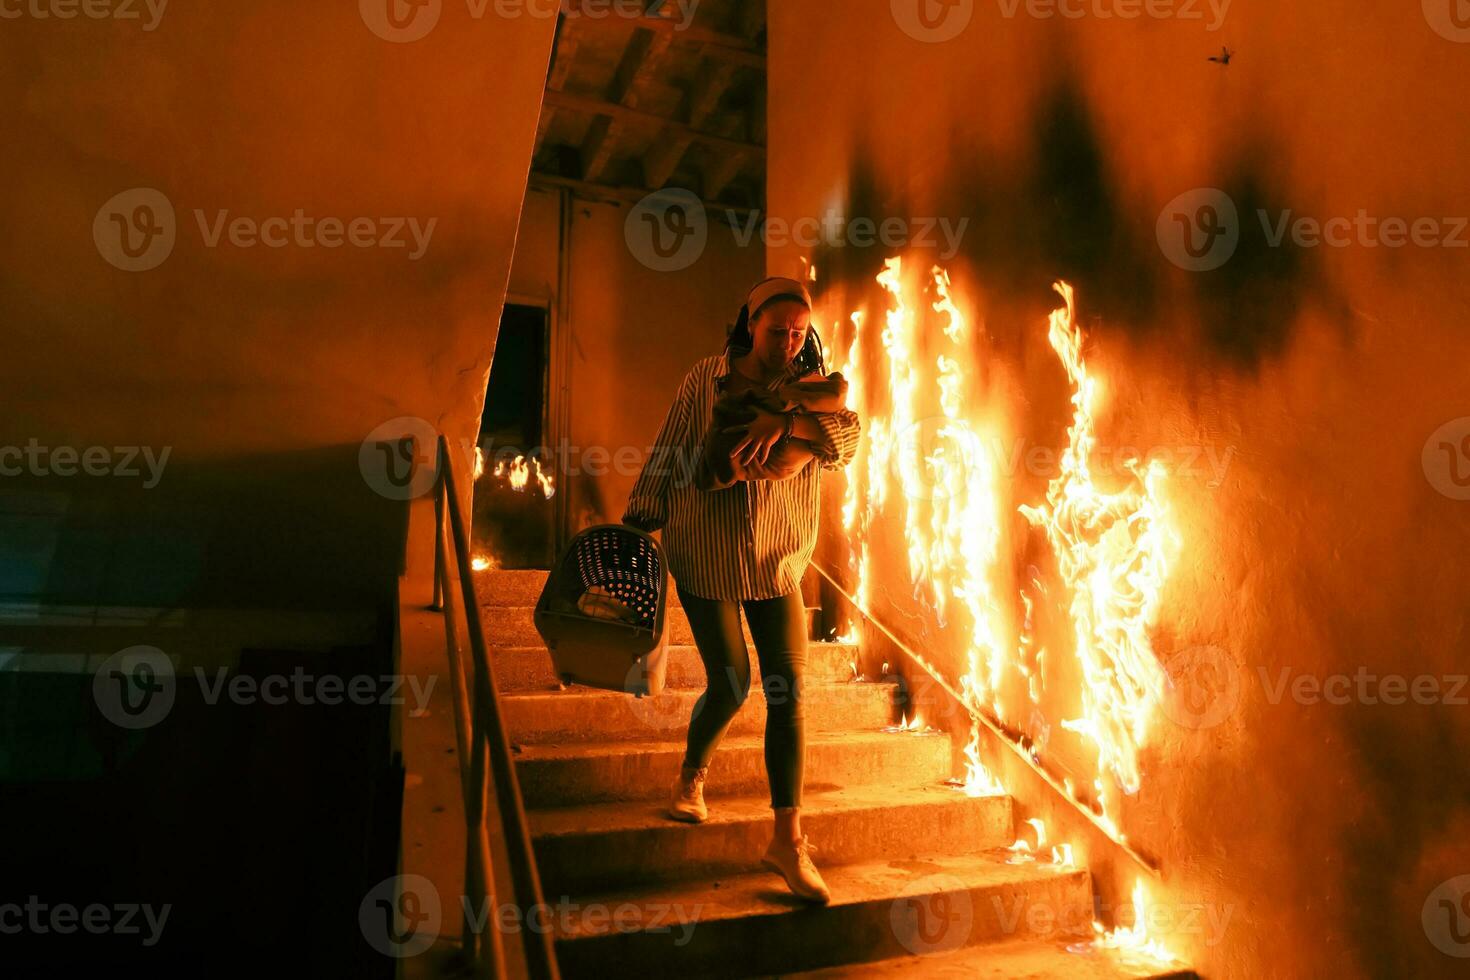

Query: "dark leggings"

xmin=677 ymin=584 xmax=808 ymax=809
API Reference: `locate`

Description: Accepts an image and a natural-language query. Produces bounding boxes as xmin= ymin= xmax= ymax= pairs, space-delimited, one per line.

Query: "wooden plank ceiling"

xmin=530 ymin=0 xmax=766 ymax=217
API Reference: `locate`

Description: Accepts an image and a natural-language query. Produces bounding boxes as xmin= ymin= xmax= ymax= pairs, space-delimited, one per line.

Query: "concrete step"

xmin=551 ymin=851 xmax=1094 ymax=980
xmin=515 ymin=730 xmax=952 ymax=809
xmin=503 ymin=682 xmax=901 ymax=744
xmin=475 ymin=568 xmax=553 ymax=608
xmin=483 ymin=603 xmax=737 ymax=648
xmin=474 ymin=568 xmax=821 ymax=612
xmin=492 ymin=640 xmax=863 ymax=692
xmin=785 ymin=938 xmax=1200 ymax=979
xmin=529 ymin=782 xmax=1012 ymax=896
xmin=475 ymin=568 xmax=689 ymax=611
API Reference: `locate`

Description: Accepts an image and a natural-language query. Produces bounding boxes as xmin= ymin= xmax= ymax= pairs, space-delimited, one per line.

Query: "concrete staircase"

xmin=476 ymin=568 xmax=1197 ymax=979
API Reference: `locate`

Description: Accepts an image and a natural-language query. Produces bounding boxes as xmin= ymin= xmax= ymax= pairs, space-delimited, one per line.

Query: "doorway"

xmin=472 ymin=301 xmax=555 ymax=569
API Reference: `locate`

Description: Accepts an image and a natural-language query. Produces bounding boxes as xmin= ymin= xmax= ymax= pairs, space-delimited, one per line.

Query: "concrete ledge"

xmin=529 ymin=783 xmax=1013 ymax=895
xmin=503 ymin=682 xmax=899 ymax=744
xmin=515 ymin=730 xmax=952 ymax=808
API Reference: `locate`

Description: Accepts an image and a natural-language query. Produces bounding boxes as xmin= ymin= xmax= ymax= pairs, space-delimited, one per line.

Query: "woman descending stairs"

xmin=471 ymin=567 xmax=1198 ymax=980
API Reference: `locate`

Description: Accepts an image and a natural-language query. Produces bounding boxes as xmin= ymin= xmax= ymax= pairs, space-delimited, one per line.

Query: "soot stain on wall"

xmin=820 ymin=79 xmax=1351 ymax=378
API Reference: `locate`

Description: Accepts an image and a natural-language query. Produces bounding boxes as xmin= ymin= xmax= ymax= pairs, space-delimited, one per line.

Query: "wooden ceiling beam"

xmin=703 ymin=148 xmax=748 ymax=202
xmin=535 ymin=21 xmax=582 ymax=157
xmin=529 ymin=171 xmax=755 ymax=221
xmin=582 ymin=25 xmax=674 ymax=184
xmin=642 ymin=130 xmax=695 ymax=189
xmin=546 ymin=89 xmax=762 ymax=154
xmin=688 ymin=59 xmax=740 ymax=130
xmin=561 ymin=0 xmax=764 ymax=65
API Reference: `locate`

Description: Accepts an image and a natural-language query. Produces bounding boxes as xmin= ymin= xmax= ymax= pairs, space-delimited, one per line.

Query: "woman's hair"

xmin=725 ymin=293 xmax=827 ymax=375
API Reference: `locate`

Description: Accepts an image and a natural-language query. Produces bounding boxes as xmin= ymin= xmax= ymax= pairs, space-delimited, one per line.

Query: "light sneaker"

xmin=761 ymin=834 xmax=831 ymax=904
xmin=668 ymin=767 xmax=708 ymax=823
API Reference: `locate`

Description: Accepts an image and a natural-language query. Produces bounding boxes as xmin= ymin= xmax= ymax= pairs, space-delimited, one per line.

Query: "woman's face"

xmin=749 ymin=300 xmax=812 ymax=371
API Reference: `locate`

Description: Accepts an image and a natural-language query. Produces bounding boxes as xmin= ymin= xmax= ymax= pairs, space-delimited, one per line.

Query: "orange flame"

xmin=1092 ymin=879 xmax=1179 ymax=964
xmin=825 ymin=257 xmax=1172 ymax=866
xmin=1019 ymin=282 xmax=1176 ymax=820
xmin=490 ymin=454 xmax=556 ymax=499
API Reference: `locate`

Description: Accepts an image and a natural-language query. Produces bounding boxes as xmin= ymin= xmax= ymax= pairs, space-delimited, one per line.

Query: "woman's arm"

xmin=622 ymin=370 xmax=698 ymax=532
xmin=795 ymin=410 xmax=862 ymax=471
xmin=731 ymin=409 xmax=862 ymax=472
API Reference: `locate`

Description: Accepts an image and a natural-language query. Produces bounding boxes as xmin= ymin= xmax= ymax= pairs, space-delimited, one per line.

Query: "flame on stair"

xmin=1084 ymin=879 xmax=1181 ymax=965
xmin=883 ymin=712 xmax=938 ymax=735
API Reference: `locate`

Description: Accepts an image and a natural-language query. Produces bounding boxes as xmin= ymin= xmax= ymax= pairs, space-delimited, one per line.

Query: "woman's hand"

xmin=724 ymin=409 xmax=788 ymax=469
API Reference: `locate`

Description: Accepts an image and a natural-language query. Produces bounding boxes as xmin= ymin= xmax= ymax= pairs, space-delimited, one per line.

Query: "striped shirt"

xmin=622 ymin=349 xmax=862 ymax=601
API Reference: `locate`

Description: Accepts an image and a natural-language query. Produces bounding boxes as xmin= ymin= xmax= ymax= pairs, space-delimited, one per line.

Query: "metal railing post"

xmin=438 ymin=435 xmax=561 ymax=980
xmin=435 ymin=437 xmax=561 ymax=980
xmin=431 ymin=461 xmax=446 ymax=612
xmin=434 ymin=473 xmax=503 ymax=975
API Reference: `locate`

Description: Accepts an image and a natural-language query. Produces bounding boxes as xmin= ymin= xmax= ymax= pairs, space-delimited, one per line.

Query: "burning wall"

xmin=769 ymin=2 xmax=1470 ymax=977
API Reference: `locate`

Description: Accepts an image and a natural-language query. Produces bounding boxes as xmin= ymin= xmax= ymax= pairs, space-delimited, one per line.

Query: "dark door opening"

xmin=472 ymin=302 xmax=555 ymax=569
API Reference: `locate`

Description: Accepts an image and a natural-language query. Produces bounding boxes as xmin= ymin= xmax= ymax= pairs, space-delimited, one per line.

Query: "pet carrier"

xmin=532 ymin=524 xmax=669 ymax=696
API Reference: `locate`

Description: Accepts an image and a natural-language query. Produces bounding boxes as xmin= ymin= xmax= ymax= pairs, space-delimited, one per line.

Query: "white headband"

xmin=746 ymin=276 xmax=812 ymax=315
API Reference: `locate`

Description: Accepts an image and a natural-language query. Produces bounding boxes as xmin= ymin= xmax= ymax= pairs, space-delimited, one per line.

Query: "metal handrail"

xmin=809 ymin=559 xmax=1161 ymax=877
xmin=431 ymin=434 xmax=561 ymax=979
